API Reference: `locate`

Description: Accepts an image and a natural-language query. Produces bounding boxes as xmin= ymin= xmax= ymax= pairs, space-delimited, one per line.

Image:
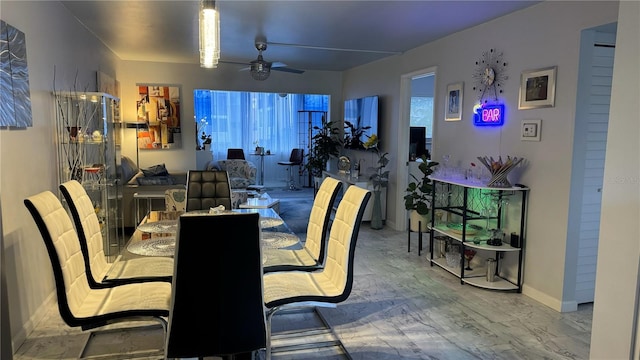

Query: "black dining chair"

xmin=185 ymin=170 xmax=233 ymax=211
xmin=165 ymin=212 xmax=266 ymax=359
xmin=278 ymin=148 xmax=304 ymax=190
xmin=227 ymin=148 xmax=246 ymax=160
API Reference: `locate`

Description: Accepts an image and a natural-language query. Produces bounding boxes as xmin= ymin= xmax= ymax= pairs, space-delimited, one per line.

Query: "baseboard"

xmin=12 ymin=292 xmax=57 ymax=354
xmin=521 ymin=284 xmax=576 ymax=312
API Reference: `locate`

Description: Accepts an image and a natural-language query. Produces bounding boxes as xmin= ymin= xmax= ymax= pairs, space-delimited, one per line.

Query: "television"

xmin=409 ymin=126 xmax=427 ymax=160
xmin=343 ymin=95 xmax=379 ymax=149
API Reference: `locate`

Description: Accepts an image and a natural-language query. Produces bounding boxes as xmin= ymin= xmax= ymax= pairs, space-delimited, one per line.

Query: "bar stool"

xmin=278 ymin=148 xmax=304 ymax=190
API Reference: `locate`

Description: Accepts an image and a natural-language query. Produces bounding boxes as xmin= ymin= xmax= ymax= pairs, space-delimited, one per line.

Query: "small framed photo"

xmin=445 ymin=82 xmax=463 ymax=121
xmin=519 ymin=66 xmax=557 ymax=109
xmin=521 ymin=119 xmax=542 ymax=141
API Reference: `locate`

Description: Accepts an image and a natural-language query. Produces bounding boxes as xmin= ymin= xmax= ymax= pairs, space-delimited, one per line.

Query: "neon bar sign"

xmin=474 ymin=104 xmax=505 ymax=126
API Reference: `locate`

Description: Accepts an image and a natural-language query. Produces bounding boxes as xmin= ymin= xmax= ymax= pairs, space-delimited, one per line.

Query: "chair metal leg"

xmin=265 ymin=306 xmax=278 ymax=360
xmin=285 ymin=165 xmax=298 ymax=190
xmin=79 ymin=317 xmax=167 ymax=359
xmin=288 ymin=166 xmax=295 ymax=190
xmin=265 ymin=302 xmax=350 ymax=359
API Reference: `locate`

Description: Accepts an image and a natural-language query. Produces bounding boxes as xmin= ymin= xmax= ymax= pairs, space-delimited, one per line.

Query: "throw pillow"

xmin=120 ymin=156 xmax=139 ymax=183
xmin=142 ymin=163 xmax=169 ymax=177
xmin=128 ymin=170 xmax=144 ymax=185
xmin=137 ymin=176 xmax=175 ymax=186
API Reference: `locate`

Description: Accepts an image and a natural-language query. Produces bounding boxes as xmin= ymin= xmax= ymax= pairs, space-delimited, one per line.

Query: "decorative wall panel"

xmin=0 ymin=20 xmax=32 ymax=127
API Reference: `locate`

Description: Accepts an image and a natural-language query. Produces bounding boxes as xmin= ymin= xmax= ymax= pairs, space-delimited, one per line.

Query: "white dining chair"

xmin=262 ymin=176 xmax=342 ymax=272
xmin=262 ymin=185 xmax=371 ymax=359
xmin=60 ymin=180 xmax=174 ymax=286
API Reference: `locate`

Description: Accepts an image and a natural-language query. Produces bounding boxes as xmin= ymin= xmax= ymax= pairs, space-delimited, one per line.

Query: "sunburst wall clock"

xmin=472 ymin=48 xmax=508 ymax=104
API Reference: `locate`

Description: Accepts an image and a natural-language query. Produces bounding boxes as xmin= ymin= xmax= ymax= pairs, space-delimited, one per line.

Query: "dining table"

xmin=105 ymin=208 xmax=301 ymax=279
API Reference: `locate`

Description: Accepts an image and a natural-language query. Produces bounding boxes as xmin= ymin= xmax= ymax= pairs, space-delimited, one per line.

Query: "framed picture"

xmin=521 ymin=119 xmax=542 ymax=141
xmin=445 ymin=82 xmax=463 ymax=121
xmin=519 ymin=66 xmax=557 ymax=109
xmin=136 ymin=84 xmax=181 ymax=149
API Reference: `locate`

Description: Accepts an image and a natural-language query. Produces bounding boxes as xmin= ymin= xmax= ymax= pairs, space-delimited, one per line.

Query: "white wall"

xmin=590 ymin=1 xmax=640 ymax=357
xmin=341 ymin=1 xmax=619 ymax=311
xmin=0 ymin=0 xmax=120 ymax=349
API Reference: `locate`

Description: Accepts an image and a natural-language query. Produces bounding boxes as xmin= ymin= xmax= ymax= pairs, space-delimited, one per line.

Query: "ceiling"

xmin=60 ymin=1 xmax=540 ymax=72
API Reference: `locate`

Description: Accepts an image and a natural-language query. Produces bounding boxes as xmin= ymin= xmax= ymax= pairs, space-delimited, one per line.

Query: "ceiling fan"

xmin=227 ymin=41 xmax=305 ymax=81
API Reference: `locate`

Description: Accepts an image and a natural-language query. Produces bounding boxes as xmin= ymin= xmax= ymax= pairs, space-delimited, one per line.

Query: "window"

xmin=194 ymin=90 xmax=329 ymax=185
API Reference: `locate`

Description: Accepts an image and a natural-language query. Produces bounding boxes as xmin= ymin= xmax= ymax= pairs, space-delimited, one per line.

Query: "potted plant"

xmin=343 ymin=120 xmax=371 ymax=149
xmin=305 ymin=119 xmax=342 ymax=189
xmin=404 ymin=154 xmax=439 ymax=232
xmin=363 ymin=134 xmax=389 ymax=230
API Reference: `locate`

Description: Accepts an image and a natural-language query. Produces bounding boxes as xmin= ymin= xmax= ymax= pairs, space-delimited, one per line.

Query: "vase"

xmin=370 ymin=190 xmax=383 ymax=230
xmin=409 ymin=209 xmax=430 ymax=232
xmin=487 ymin=172 xmax=511 ymax=188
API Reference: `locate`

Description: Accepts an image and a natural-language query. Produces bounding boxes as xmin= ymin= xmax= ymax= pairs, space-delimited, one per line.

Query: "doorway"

xmin=565 ymin=23 xmax=616 ymax=306
xmin=410 ymin=74 xmax=435 ymax=158
xmin=396 ymin=67 xmax=436 ymax=231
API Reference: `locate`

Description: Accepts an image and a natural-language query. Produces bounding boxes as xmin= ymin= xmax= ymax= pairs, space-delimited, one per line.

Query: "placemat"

xmin=127 ymin=237 xmax=175 ymax=257
xmin=262 ymin=232 xmax=299 ymax=249
xmin=261 ymin=217 xmax=284 ymax=228
xmin=137 ymin=220 xmax=178 ymax=234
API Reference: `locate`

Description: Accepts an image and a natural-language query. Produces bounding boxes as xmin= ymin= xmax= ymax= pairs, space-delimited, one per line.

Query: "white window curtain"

xmin=194 ymin=90 xmax=327 ymax=186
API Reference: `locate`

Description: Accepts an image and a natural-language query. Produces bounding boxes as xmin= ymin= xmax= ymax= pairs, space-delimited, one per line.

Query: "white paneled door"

xmin=575 ymin=31 xmax=616 ymax=304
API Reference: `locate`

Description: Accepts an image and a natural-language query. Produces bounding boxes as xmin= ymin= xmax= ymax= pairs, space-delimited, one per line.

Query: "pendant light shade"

xmin=199 ymin=0 xmax=220 ymax=68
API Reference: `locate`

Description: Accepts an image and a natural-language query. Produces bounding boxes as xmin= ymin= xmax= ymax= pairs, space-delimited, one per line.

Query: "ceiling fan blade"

xmin=219 ymin=60 xmax=250 ymax=66
xmin=219 ymin=60 xmax=254 ymax=71
xmin=271 ymin=61 xmax=305 ymax=73
xmin=272 ymin=67 xmax=305 ymax=74
xmin=267 ymin=41 xmax=402 ymax=55
xmin=220 ymin=42 xmax=303 ymax=75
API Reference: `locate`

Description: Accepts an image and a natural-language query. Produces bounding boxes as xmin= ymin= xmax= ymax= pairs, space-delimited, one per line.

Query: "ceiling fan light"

xmin=250 ymin=62 xmax=270 ymax=81
xmin=251 ymin=70 xmax=270 ymax=81
xmin=199 ymin=0 xmax=220 ymax=68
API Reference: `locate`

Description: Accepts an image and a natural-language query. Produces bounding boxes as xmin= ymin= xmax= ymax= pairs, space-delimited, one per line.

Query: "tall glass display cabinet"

xmin=54 ymin=91 xmax=123 ymax=257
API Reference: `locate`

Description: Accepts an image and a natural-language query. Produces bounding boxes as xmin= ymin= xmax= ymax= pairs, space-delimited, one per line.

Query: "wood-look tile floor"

xmin=13 ymin=224 xmax=592 ymax=359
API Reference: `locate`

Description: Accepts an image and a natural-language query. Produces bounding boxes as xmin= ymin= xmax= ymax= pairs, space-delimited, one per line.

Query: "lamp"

xmin=199 ymin=0 xmax=220 ymax=68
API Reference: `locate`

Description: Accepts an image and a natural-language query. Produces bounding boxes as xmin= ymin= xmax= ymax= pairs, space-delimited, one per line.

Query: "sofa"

xmin=120 ymin=157 xmax=187 ymax=228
